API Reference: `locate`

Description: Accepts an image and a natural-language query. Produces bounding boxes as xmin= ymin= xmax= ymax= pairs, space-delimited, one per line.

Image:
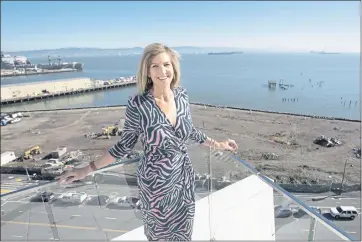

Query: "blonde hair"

xmin=136 ymin=43 xmax=181 ymax=94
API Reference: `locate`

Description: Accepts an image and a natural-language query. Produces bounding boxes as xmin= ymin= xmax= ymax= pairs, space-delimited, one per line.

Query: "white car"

xmin=330 ymin=206 xmax=359 ymax=220
xmin=58 ymin=191 xmax=88 ymax=203
xmin=10 ymin=118 xmax=21 ymax=124
xmin=108 ymin=195 xmax=128 ymax=205
xmin=107 ymin=193 xmax=141 ymax=209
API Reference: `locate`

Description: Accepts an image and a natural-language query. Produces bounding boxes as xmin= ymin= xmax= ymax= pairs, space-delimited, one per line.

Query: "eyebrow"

xmin=151 ymin=61 xmax=171 ymax=65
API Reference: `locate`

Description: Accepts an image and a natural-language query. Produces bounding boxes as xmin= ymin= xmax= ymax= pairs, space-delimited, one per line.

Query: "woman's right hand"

xmin=56 ymin=167 xmax=89 ymax=184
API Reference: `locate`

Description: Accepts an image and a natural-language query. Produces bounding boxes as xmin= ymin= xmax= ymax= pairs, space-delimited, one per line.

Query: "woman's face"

xmin=148 ymin=52 xmax=174 ymax=89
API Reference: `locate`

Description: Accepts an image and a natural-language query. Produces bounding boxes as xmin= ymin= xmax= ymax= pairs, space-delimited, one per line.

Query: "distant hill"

xmin=4 ymin=46 xmax=244 ymax=58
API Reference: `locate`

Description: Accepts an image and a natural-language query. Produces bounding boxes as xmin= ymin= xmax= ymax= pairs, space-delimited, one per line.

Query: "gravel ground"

xmin=1 ymin=105 xmax=360 ymax=185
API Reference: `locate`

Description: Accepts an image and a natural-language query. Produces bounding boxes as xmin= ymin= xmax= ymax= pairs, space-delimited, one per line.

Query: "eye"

xmin=164 ymin=63 xmax=171 ymax=67
xmin=152 ymin=65 xmax=158 ymax=68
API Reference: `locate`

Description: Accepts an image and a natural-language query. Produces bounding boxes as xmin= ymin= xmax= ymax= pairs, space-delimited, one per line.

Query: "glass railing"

xmin=0 ymin=156 xmax=143 ymax=241
xmin=1 ymin=145 xmax=358 ymax=241
xmin=204 ymin=144 xmax=358 ymax=241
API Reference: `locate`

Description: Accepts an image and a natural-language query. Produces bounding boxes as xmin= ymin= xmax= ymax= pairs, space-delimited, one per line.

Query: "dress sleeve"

xmin=108 ymin=96 xmax=141 ymax=159
xmin=190 ymin=124 xmax=207 ymax=144
xmin=181 ymin=87 xmax=208 ymax=144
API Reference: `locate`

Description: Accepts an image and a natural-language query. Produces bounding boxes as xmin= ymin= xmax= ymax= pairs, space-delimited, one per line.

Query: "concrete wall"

xmin=280 ymin=183 xmax=361 ymax=193
xmin=112 ymin=175 xmax=275 ymax=241
xmin=1 ymin=78 xmax=93 ymax=100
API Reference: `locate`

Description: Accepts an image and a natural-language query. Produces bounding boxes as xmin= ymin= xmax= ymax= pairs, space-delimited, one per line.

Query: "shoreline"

xmin=4 ymin=102 xmax=361 ymax=123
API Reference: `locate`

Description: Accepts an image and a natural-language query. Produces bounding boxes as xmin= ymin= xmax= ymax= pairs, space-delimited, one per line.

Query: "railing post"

xmin=208 ymin=145 xmax=213 ymax=240
xmin=43 ymin=200 xmax=60 ymax=240
xmin=308 ymin=216 xmax=317 ymax=241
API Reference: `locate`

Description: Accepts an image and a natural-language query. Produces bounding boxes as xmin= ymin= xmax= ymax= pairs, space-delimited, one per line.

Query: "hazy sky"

xmin=1 ymin=1 xmax=360 ymax=52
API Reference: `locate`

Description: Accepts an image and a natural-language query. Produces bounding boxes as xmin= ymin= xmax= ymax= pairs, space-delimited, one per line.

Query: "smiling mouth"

xmin=158 ymin=77 xmax=169 ymax=81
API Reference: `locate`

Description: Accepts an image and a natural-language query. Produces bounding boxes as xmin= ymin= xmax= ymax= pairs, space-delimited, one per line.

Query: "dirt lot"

xmin=1 ymin=105 xmax=360 ymax=185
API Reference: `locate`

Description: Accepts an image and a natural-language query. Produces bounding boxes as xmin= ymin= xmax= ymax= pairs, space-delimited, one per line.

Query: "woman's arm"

xmin=89 ymin=96 xmax=141 ymax=171
xmin=57 ymin=96 xmax=142 ymax=184
xmin=202 ymin=137 xmax=222 ymax=149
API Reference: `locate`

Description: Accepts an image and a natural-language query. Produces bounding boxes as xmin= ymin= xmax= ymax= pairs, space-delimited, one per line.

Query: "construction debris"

xmin=61 ymin=150 xmax=83 ymax=164
xmin=84 ymin=132 xmax=97 ymax=138
xmin=262 ymin=152 xmax=279 ymax=160
xmin=353 ymin=148 xmax=361 ymax=159
xmin=84 ymin=126 xmax=123 ymax=139
xmin=313 ymin=135 xmax=342 ymax=147
xmin=51 ymin=146 xmax=67 ymax=158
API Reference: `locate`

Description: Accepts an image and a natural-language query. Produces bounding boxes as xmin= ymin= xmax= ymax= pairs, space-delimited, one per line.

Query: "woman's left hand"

xmin=218 ymin=139 xmax=238 ymax=152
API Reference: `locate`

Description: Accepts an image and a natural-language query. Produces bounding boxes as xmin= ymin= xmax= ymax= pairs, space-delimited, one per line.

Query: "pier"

xmin=1 ymin=77 xmax=137 ymax=105
xmin=268 ymin=80 xmax=294 ymax=90
xmin=268 ymin=80 xmax=277 ymax=89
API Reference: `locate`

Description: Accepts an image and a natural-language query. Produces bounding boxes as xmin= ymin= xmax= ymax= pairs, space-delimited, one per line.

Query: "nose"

xmin=158 ymin=66 xmax=167 ymax=76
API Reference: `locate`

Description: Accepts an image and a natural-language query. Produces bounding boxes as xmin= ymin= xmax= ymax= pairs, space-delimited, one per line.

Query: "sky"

xmin=1 ymin=1 xmax=360 ymax=52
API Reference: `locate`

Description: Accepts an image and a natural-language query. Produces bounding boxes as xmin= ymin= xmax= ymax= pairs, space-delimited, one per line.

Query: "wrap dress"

xmin=108 ymin=86 xmax=207 ymax=241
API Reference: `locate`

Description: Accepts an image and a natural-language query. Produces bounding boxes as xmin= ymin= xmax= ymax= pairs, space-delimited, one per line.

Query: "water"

xmin=1 ymin=53 xmax=360 ymax=120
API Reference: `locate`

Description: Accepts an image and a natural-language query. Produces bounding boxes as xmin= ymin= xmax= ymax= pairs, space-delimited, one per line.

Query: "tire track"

xmin=52 ymin=111 xmax=91 ymax=131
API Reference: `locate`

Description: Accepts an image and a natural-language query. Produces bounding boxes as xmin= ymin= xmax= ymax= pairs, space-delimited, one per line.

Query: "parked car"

xmin=107 ymin=193 xmax=141 ymax=209
xmin=32 ymin=192 xmax=55 ymax=202
xmin=108 ymin=193 xmax=127 ymax=204
xmin=9 ymin=117 xmax=21 ymax=124
xmin=87 ymin=195 xmax=110 ymax=206
xmin=127 ymin=196 xmax=141 ymax=210
xmin=275 ymin=205 xmax=294 ymax=218
xmin=330 ymin=206 xmax=359 ymax=220
xmin=1 ymin=119 xmax=8 ymax=126
xmin=58 ymin=191 xmax=88 ymax=203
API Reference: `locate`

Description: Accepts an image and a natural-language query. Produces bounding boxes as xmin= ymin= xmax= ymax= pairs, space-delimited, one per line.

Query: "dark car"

xmin=275 ymin=205 xmax=293 ymax=218
xmin=32 ymin=192 xmax=55 ymax=202
xmin=127 ymin=196 xmax=141 ymax=210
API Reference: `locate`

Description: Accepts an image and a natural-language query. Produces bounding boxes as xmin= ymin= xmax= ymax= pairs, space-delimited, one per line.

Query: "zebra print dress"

xmin=108 ymin=86 xmax=207 ymax=241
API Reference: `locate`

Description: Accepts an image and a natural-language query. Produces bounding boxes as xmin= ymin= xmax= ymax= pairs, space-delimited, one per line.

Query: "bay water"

xmin=1 ymin=53 xmax=360 ymax=120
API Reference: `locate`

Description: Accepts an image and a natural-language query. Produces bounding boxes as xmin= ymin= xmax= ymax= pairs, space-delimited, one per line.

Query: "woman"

xmin=57 ymin=43 xmax=238 ymax=241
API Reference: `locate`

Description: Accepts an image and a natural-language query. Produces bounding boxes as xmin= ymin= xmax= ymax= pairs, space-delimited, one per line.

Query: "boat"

xmin=37 ymin=55 xmax=83 ymax=71
xmin=1 ymin=52 xmax=84 ymax=71
xmin=310 ymin=51 xmax=341 ymax=55
xmin=208 ymin=51 xmax=243 ymax=55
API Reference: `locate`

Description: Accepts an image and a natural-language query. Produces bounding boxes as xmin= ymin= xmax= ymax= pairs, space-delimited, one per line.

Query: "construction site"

xmin=0 ymin=104 xmax=361 ymax=191
xmin=0 ymin=114 xmax=139 ymax=182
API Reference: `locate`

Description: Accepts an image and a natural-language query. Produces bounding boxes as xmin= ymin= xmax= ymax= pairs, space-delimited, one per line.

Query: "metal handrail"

xmin=0 ymin=157 xmax=140 ymax=200
xmin=230 ymin=154 xmax=356 ymax=241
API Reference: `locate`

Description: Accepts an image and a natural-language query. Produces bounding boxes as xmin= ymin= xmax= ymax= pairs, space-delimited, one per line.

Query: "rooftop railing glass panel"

xmin=1 ymin=145 xmax=358 ymax=241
